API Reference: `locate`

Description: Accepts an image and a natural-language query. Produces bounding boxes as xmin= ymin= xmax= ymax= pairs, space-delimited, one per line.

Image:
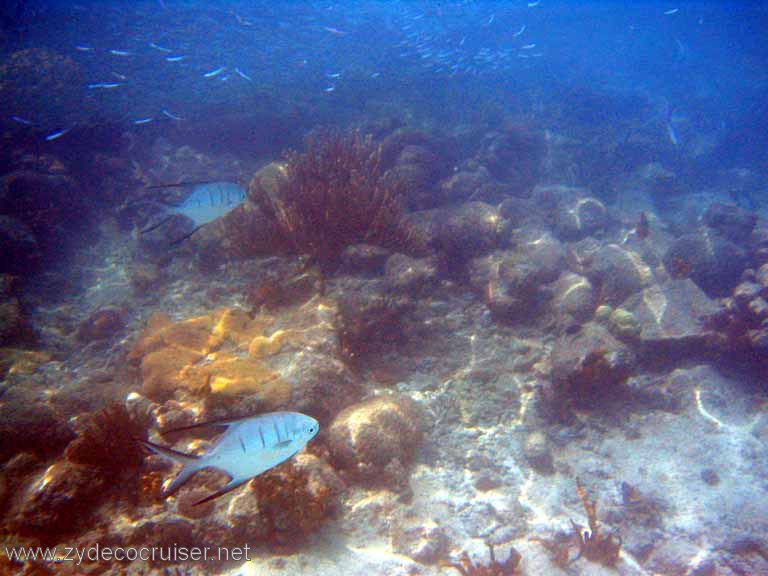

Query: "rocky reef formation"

xmin=2 ymin=116 xmax=768 ymax=576
xmin=128 ymin=303 xmax=355 ymax=420
xmin=328 ymin=395 xmax=423 ymax=490
xmin=0 ymin=48 xmax=82 ymax=122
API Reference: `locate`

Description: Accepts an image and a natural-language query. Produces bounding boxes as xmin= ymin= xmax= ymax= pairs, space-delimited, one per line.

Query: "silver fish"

xmin=87 ymin=82 xmax=121 ymax=89
xmin=149 ymin=42 xmax=172 ymax=52
xmin=10 ymin=115 xmax=33 ymax=125
xmin=45 ymin=128 xmax=71 ymax=141
xmin=234 ymin=67 xmax=252 ymax=81
xmin=161 ymin=109 xmax=183 ymax=120
xmin=203 ymin=66 xmax=227 ymax=78
xmin=141 ymin=412 xmax=319 ymax=505
xmin=666 ymin=123 xmax=679 ymax=146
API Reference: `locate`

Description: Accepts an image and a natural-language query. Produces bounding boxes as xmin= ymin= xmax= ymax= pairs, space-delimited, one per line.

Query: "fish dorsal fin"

xmin=161 ymin=412 xmax=291 ymax=436
xmin=161 ymin=417 xmax=244 ymax=436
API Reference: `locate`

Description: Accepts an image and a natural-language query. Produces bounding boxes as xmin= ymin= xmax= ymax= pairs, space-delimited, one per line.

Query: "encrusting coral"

xmin=250 ymin=453 xmax=344 ymax=551
xmin=128 ymin=308 xmax=294 ymax=402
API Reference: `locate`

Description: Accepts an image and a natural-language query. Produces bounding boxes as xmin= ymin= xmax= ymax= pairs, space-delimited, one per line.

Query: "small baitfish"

xmin=141 ymin=412 xmax=319 ymax=506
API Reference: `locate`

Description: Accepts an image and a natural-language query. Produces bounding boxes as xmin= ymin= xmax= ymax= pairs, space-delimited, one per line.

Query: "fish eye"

xmin=308 ymin=426 xmax=315 ymax=433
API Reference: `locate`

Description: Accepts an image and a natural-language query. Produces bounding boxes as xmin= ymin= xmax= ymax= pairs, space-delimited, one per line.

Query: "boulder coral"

xmin=328 ymin=395 xmax=423 ymax=490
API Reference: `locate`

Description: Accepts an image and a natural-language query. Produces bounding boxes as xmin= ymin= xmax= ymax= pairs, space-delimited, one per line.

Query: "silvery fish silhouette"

xmin=141 ymin=412 xmax=319 ymax=506
xmin=169 ymin=181 xmax=245 ymax=227
xmin=139 ymin=180 xmax=246 ymax=244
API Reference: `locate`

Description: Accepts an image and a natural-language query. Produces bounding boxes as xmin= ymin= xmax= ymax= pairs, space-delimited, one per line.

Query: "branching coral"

xmin=64 ymin=402 xmax=147 ymax=472
xmin=570 ymin=479 xmax=622 ymax=566
xmin=250 ymin=131 xmax=415 ymax=274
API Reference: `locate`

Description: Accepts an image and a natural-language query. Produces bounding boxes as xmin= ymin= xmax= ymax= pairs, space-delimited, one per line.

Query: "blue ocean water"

xmin=1 ymin=1 xmax=766 ymax=168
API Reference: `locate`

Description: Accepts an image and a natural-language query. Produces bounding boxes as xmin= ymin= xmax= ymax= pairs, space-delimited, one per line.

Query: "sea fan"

xmin=64 ymin=402 xmax=146 ymax=472
xmin=252 ymin=130 xmax=412 ymax=272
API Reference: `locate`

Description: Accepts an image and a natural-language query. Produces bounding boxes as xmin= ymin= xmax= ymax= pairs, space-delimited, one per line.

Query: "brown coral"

xmin=64 ymin=402 xmax=146 ymax=472
xmin=250 ymin=453 xmax=343 ymax=551
xmin=441 ymin=542 xmax=521 ymax=576
xmin=248 ymin=130 xmax=413 ymax=273
xmin=570 ymin=479 xmax=622 ymax=566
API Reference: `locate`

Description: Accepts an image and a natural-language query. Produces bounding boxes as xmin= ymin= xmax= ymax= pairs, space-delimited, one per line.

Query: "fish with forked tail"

xmin=140 ymin=411 xmax=319 ymax=505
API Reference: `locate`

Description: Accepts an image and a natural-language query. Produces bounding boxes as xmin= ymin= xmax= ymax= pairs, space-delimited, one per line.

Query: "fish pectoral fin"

xmin=274 ymin=439 xmax=294 ymax=448
xmin=193 ymin=477 xmax=250 ymax=506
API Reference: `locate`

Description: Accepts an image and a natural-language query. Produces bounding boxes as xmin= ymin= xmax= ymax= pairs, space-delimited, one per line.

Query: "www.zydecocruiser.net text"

xmin=5 ymin=543 xmax=252 ymax=566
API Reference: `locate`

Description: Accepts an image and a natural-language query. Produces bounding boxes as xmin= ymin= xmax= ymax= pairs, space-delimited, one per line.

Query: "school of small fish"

xmin=9 ymin=1 xmax=691 ymax=141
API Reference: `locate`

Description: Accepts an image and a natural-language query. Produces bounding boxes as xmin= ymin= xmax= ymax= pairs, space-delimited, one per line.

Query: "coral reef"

xmin=64 ymin=402 xmax=146 ymax=472
xmin=129 ymin=303 xmax=355 ymax=419
xmin=704 ymin=264 xmax=768 ymax=369
xmin=76 ymin=306 xmax=128 ymax=343
xmin=250 ymin=453 xmax=344 ymax=550
xmin=248 ymin=131 xmax=416 ymax=273
xmin=570 ymin=480 xmax=623 ymax=566
xmin=441 ymin=542 xmax=521 ymax=576
xmin=129 ymin=308 xmax=286 ymax=399
xmin=3 ymin=57 xmax=768 ymax=574
xmin=0 ymin=48 xmax=82 ymax=120
xmin=327 ymin=395 xmax=423 ymax=489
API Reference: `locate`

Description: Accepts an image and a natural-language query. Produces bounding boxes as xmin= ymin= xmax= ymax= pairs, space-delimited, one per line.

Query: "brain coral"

xmin=327 ymin=394 xmax=423 ymax=490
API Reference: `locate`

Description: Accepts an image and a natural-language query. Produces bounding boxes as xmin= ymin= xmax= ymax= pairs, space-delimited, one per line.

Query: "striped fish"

xmin=141 ymin=412 xmax=319 ymax=505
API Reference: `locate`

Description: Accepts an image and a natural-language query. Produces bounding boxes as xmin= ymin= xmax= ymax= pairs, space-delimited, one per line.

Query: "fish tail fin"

xmin=138 ymin=439 xmax=202 ymax=497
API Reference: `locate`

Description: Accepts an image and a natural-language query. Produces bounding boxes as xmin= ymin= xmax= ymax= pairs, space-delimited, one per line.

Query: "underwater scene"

xmin=1 ymin=0 xmax=767 ymax=574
